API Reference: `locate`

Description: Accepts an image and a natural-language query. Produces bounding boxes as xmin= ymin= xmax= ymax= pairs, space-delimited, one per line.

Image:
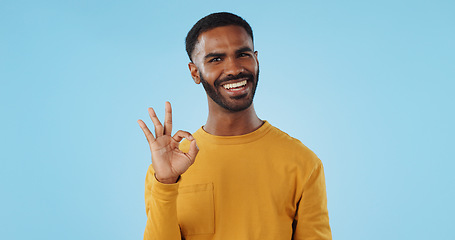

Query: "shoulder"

xmin=267 ymin=123 xmax=322 ymax=167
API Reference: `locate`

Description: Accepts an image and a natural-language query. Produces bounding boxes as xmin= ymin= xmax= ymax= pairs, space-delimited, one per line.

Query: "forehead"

xmin=193 ymin=25 xmax=253 ymax=58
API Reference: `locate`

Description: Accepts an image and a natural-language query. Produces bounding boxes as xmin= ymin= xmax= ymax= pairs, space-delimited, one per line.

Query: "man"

xmin=138 ymin=12 xmax=332 ymax=240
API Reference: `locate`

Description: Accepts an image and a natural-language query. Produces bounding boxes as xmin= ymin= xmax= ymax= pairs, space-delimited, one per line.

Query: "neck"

xmin=203 ymin=102 xmax=263 ymax=136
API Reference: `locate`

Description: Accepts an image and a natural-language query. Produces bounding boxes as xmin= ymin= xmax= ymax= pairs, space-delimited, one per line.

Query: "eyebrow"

xmin=204 ymin=47 xmax=254 ymax=61
xmin=235 ymin=47 xmax=254 ymax=54
xmin=204 ymin=52 xmax=226 ymax=61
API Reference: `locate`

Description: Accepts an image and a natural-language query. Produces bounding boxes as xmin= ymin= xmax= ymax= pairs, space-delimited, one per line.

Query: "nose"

xmin=224 ymin=57 xmax=244 ymax=77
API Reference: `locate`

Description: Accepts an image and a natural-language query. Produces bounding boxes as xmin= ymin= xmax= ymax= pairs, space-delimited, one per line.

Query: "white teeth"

xmin=223 ymin=80 xmax=247 ymax=90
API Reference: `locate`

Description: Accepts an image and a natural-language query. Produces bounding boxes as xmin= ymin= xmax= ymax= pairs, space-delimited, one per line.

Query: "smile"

xmin=222 ymin=80 xmax=247 ymax=90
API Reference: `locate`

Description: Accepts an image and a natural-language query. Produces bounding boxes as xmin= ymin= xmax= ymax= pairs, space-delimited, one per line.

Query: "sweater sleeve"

xmin=293 ymin=162 xmax=332 ymax=240
xmin=144 ymin=164 xmax=182 ymax=240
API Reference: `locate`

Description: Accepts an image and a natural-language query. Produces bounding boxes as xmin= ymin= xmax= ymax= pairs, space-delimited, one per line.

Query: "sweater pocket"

xmin=177 ymin=182 xmax=215 ymax=236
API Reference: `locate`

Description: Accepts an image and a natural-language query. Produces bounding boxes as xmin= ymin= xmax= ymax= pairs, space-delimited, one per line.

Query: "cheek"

xmin=201 ymin=65 xmax=222 ymax=82
xmin=243 ymin=58 xmax=258 ymax=72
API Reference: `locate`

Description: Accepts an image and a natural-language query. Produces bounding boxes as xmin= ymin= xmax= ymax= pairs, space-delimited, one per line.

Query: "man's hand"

xmin=138 ymin=102 xmax=199 ymax=184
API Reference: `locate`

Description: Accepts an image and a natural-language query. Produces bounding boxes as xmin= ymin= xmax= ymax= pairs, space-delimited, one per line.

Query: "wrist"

xmin=155 ymin=173 xmax=180 ymax=184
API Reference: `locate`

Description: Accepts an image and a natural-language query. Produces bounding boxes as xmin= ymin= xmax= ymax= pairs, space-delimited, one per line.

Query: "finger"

xmin=148 ymin=107 xmax=164 ymax=137
xmin=137 ymin=119 xmax=155 ymax=143
xmin=163 ymin=101 xmax=172 ymax=136
xmin=187 ymin=139 xmax=199 ymax=164
xmin=172 ymin=130 xmax=194 ymax=142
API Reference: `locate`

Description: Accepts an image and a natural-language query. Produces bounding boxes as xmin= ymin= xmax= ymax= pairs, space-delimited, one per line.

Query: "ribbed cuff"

xmin=151 ymin=176 xmax=180 ymax=201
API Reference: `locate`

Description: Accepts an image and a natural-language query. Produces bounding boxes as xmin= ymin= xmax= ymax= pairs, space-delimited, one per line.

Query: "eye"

xmin=209 ymin=57 xmax=222 ymax=63
xmin=238 ymin=52 xmax=250 ymax=58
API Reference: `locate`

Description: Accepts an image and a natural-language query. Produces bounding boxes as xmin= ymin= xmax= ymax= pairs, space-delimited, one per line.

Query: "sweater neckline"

xmin=195 ymin=120 xmax=272 ymax=145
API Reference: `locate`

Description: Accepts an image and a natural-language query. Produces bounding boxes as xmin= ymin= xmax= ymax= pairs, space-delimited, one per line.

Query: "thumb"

xmin=187 ymin=139 xmax=199 ymax=164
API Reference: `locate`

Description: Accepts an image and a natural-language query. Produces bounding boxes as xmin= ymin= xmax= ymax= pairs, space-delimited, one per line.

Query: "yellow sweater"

xmin=144 ymin=121 xmax=331 ymax=240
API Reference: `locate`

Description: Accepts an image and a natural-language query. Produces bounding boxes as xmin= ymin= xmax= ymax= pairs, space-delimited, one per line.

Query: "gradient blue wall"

xmin=1 ymin=0 xmax=454 ymax=239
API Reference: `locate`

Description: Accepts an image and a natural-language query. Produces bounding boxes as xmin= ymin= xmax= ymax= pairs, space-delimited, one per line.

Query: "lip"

xmin=219 ymin=77 xmax=250 ymax=87
xmin=220 ymin=79 xmax=251 ymax=97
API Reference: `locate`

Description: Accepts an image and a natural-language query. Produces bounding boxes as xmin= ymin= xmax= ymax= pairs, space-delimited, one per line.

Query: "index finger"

xmin=163 ymin=101 xmax=172 ymax=136
xmin=137 ymin=119 xmax=155 ymax=143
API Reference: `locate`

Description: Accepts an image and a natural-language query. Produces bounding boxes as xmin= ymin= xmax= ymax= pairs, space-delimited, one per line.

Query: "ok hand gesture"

xmin=138 ymin=102 xmax=199 ymax=184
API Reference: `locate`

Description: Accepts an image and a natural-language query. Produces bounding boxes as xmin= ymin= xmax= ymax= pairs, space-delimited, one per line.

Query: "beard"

xmin=199 ymin=69 xmax=259 ymax=112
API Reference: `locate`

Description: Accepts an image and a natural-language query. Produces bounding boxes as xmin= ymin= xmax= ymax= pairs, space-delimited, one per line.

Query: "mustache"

xmin=214 ymin=73 xmax=254 ymax=87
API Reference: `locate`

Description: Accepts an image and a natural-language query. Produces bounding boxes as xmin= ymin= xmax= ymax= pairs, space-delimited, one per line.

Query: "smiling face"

xmin=189 ymin=25 xmax=259 ymax=112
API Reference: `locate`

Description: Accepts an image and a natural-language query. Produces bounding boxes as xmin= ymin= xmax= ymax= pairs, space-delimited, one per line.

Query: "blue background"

xmin=1 ymin=0 xmax=454 ymax=239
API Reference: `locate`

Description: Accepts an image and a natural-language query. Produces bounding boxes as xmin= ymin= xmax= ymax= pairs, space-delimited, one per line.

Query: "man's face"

xmin=189 ymin=25 xmax=259 ymax=112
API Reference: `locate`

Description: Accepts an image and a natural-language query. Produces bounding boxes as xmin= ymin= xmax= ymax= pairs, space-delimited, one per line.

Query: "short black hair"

xmin=185 ymin=12 xmax=254 ymax=62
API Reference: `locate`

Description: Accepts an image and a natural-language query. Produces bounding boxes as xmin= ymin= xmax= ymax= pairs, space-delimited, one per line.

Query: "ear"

xmin=188 ymin=62 xmax=201 ymax=84
xmin=254 ymin=51 xmax=259 ymax=65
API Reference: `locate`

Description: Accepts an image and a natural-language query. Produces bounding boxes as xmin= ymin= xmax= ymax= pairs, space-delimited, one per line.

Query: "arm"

xmin=144 ymin=165 xmax=181 ymax=240
xmin=293 ymin=162 xmax=332 ymax=240
xmin=138 ymin=102 xmax=199 ymax=240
